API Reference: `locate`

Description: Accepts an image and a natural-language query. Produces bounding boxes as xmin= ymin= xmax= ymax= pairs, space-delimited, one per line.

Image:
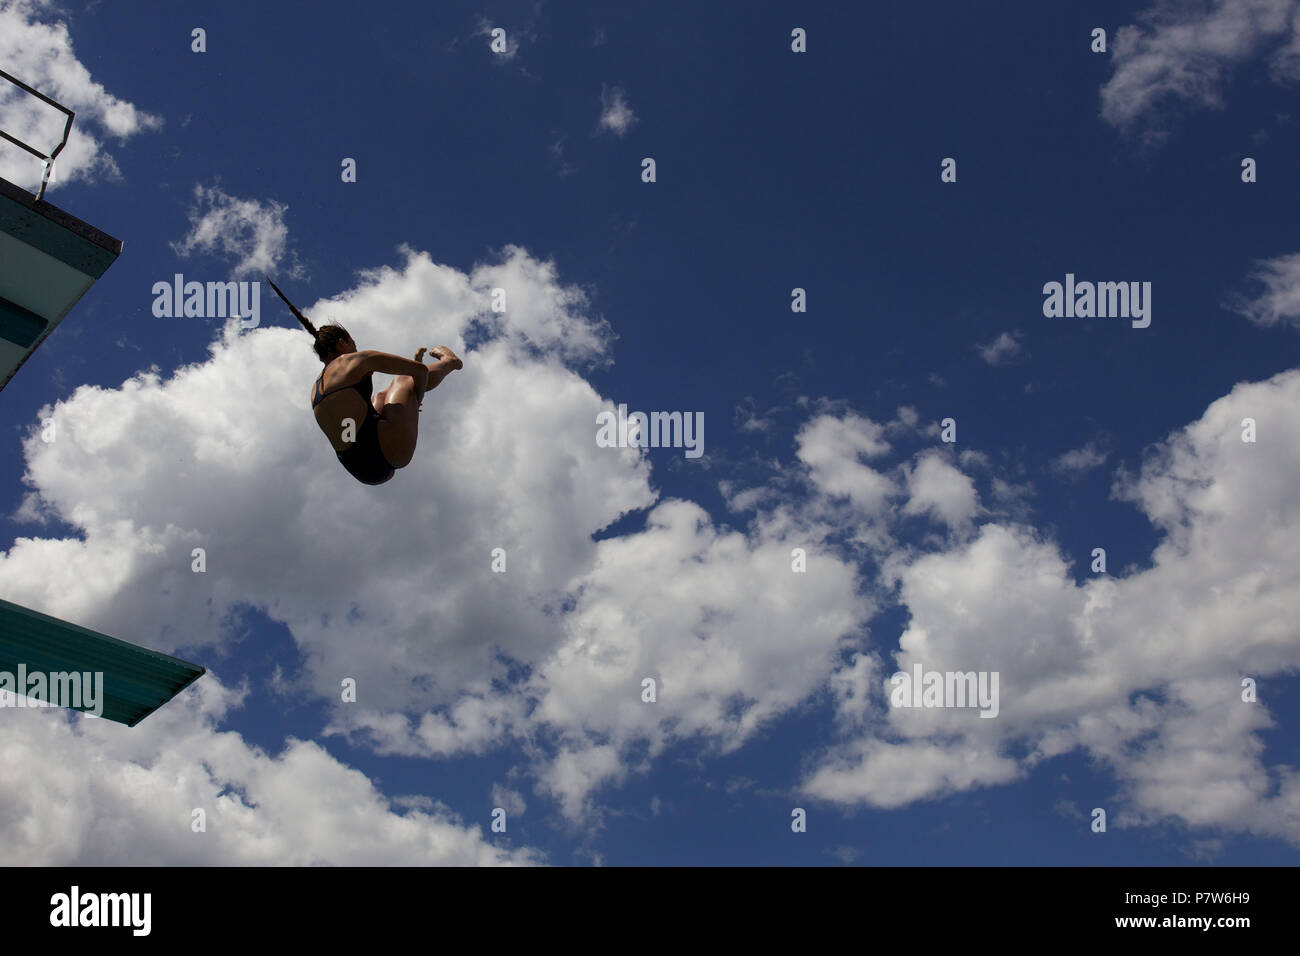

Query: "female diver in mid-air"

xmin=268 ymin=278 xmax=462 ymax=486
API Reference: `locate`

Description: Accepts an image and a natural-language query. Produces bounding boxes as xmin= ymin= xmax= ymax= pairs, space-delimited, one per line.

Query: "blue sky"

xmin=1 ymin=0 xmax=1299 ymax=865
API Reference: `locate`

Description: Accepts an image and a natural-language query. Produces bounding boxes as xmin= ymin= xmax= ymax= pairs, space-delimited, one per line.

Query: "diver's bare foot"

xmin=430 ymin=346 xmax=463 ymax=370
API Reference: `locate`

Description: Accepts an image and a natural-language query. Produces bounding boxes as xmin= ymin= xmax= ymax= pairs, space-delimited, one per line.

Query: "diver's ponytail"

xmin=267 ymin=277 xmax=350 ymax=363
xmin=268 ymin=276 xmax=317 ymax=342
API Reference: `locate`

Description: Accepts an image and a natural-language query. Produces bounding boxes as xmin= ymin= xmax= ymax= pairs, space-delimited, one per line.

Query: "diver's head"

xmin=314 ymin=325 xmax=354 ymax=363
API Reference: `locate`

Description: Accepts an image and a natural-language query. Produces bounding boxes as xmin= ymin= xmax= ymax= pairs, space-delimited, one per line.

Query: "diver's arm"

xmin=351 ymin=350 xmax=431 ymax=387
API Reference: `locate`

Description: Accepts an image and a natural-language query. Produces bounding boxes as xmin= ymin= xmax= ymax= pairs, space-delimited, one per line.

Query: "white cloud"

xmin=976 ymin=331 xmax=1024 ymax=366
xmin=6 ymin=243 xmax=643 ymax=704
xmin=1225 ymin=251 xmax=1300 ymax=329
xmin=1100 ymin=0 xmax=1300 ymax=134
xmin=3 ymin=237 xmax=876 ymax=838
xmin=827 ymin=651 xmax=883 ymax=732
xmin=0 ymin=0 xmax=163 ymax=192
xmin=170 ymin=183 xmax=302 ymax=281
xmin=523 ymin=497 xmax=868 ymax=820
xmin=795 ymin=412 xmax=895 ymax=516
xmin=1269 ymin=3 xmax=1300 ymax=78
xmin=1 ymin=242 xmax=658 ymax=842
xmin=0 ymin=675 xmax=540 ymax=864
xmin=597 ymin=85 xmax=637 ymax=137
xmin=805 ymin=739 xmax=1021 ymax=809
xmin=802 ymin=367 xmax=1300 ymax=845
xmin=901 ymin=451 xmax=979 ymax=530
xmin=1051 ymin=442 xmax=1108 ymax=476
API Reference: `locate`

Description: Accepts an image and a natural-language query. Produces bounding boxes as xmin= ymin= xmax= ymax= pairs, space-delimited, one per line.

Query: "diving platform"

xmin=0 ymin=67 xmax=123 ymax=392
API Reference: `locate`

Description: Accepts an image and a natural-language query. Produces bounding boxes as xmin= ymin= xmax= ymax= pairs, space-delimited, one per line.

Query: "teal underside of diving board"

xmin=0 ymin=176 xmax=121 ymax=277
xmin=0 ymin=295 xmax=46 ymax=348
xmin=0 ymin=597 xmax=205 ymax=727
xmin=0 ymin=175 xmax=122 ymax=391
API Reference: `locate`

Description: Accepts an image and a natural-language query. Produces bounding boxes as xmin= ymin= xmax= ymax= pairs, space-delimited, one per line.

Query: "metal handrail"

xmin=0 ymin=67 xmax=75 ymax=202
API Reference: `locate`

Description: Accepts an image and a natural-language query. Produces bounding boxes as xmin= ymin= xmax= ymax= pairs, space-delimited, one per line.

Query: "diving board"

xmin=0 ymin=597 xmax=205 ymax=726
xmin=0 ymin=69 xmax=123 ymax=392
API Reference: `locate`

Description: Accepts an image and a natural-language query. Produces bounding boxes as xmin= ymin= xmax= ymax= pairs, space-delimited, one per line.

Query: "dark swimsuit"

xmin=312 ymin=371 xmax=396 ymax=486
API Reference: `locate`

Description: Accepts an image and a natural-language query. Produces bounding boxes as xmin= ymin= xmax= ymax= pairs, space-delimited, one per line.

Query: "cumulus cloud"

xmin=0 ymin=674 xmax=539 ymax=864
xmin=794 ymin=412 xmax=895 ymax=516
xmin=170 ymin=183 xmax=302 ymax=281
xmin=900 ymin=451 xmax=979 ymax=530
xmin=1100 ymin=0 xmax=1300 ymax=137
xmin=802 ymin=367 xmax=1300 ymax=845
xmin=806 ymin=738 xmax=1021 ymax=809
xmin=0 ymin=0 xmax=163 ymax=192
xmin=525 ymin=498 xmax=869 ymax=820
xmin=6 ymin=242 xmax=637 ymax=704
xmin=2 ymin=235 xmax=876 ymax=839
xmin=1 ymin=241 xmax=656 ymax=843
xmin=1225 ymin=250 xmax=1300 ymax=329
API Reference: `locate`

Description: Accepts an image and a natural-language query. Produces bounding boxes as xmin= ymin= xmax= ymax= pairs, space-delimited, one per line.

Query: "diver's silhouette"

xmin=269 ymin=278 xmax=462 ymax=485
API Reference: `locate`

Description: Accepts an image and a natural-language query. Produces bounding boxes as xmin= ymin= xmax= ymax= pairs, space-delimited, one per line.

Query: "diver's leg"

xmin=376 ymin=349 xmax=461 ymax=465
xmin=422 ymin=347 xmax=463 ymax=393
xmin=375 ymin=375 xmax=422 ymax=468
